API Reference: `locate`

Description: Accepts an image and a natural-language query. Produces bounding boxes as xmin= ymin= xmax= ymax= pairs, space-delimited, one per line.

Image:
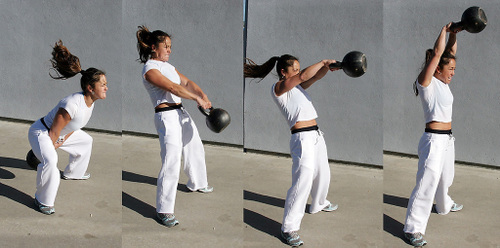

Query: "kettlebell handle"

xmin=329 ymin=62 xmax=342 ymax=69
xmin=449 ymin=21 xmax=463 ymax=32
xmin=198 ymin=106 xmax=213 ymax=117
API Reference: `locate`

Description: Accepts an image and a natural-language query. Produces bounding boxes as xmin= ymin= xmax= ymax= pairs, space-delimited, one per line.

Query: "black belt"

xmin=425 ymin=128 xmax=452 ymax=135
xmin=40 ymin=118 xmax=50 ymax=130
xmin=291 ymin=125 xmax=319 ymax=134
xmin=155 ymin=104 xmax=183 ymax=113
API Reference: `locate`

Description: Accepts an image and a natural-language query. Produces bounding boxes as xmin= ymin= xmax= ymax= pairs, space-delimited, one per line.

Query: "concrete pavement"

xmin=122 ymin=132 xmax=383 ymax=247
xmin=384 ymin=154 xmax=500 ymax=247
xmin=0 ymin=120 xmax=122 ymax=248
xmin=2 ymin=119 xmax=499 ymax=247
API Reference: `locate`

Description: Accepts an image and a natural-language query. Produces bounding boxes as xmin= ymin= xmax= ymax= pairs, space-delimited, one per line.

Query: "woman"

xmin=136 ymin=25 xmax=213 ymax=228
xmin=404 ymin=23 xmax=463 ymax=246
xmin=29 ymin=40 xmax=108 ymax=215
xmin=244 ymin=55 xmax=339 ymax=246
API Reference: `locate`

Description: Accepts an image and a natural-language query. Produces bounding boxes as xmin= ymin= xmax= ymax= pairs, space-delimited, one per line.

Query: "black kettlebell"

xmin=450 ymin=6 xmax=487 ymax=33
xmin=329 ymin=51 xmax=367 ymax=78
xmin=198 ymin=106 xmax=231 ymax=133
xmin=26 ymin=149 xmax=40 ymax=170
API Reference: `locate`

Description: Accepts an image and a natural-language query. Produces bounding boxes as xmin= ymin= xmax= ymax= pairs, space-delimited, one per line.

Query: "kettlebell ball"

xmin=26 ymin=149 xmax=40 ymax=170
xmin=198 ymin=106 xmax=231 ymax=133
xmin=329 ymin=51 xmax=367 ymax=78
xmin=450 ymin=6 xmax=487 ymax=33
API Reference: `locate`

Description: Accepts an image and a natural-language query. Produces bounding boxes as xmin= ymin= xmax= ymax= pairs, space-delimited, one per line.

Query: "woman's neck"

xmin=84 ymin=93 xmax=95 ymax=107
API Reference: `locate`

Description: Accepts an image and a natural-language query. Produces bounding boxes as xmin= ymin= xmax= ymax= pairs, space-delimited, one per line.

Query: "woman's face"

xmin=91 ymin=75 xmax=108 ymax=100
xmin=436 ymin=59 xmax=456 ymax=84
xmin=281 ymin=60 xmax=300 ymax=79
xmin=152 ymin=37 xmax=172 ymax=62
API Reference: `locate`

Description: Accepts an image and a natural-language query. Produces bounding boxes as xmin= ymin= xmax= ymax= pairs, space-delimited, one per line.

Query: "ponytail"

xmin=50 ymin=40 xmax=82 ymax=79
xmin=244 ymin=57 xmax=279 ymax=79
xmin=244 ymin=54 xmax=299 ymax=80
xmin=49 ymin=40 xmax=105 ymax=95
xmin=136 ymin=25 xmax=170 ymax=63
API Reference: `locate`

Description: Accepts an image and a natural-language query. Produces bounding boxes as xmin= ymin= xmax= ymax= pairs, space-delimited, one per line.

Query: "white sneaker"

xmin=450 ymin=203 xmax=463 ymax=212
xmin=196 ymin=186 xmax=214 ymax=193
xmin=61 ymin=172 xmax=91 ymax=180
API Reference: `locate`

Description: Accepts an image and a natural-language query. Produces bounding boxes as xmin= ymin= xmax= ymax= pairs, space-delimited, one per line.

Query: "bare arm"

xmin=274 ymin=59 xmax=337 ymax=96
xmin=144 ymin=69 xmax=210 ymax=108
xmin=417 ymin=23 xmax=451 ymax=87
xmin=49 ymin=108 xmax=71 ymax=149
xmin=177 ymin=70 xmax=212 ymax=108
xmin=445 ymin=32 xmax=457 ymax=55
xmin=300 ymin=63 xmax=338 ymax=90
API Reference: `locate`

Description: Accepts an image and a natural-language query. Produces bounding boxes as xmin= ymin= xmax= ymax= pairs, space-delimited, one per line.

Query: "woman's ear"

xmin=87 ymin=84 xmax=94 ymax=94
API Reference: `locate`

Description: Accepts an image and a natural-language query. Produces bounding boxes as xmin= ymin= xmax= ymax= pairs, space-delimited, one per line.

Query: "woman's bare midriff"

xmin=155 ymin=102 xmax=182 ymax=109
xmin=426 ymin=121 xmax=452 ymax=130
xmin=291 ymin=119 xmax=317 ymax=131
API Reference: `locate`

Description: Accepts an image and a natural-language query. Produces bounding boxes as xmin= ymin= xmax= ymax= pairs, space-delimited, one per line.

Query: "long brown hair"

xmin=244 ymin=54 xmax=298 ymax=80
xmin=136 ymin=25 xmax=171 ymax=63
xmin=50 ymin=40 xmax=105 ymax=95
xmin=413 ymin=49 xmax=456 ymax=96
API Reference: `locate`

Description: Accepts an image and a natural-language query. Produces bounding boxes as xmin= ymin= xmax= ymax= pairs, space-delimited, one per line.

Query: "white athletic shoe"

xmin=61 ymin=172 xmax=91 ymax=180
xmin=196 ymin=186 xmax=214 ymax=193
xmin=450 ymin=203 xmax=463 ymax=212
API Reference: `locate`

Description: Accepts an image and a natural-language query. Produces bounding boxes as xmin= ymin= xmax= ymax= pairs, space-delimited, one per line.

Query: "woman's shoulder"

xmin=144 ymin=60 xmax=175 ymax=71
xmin=416 ymin=77 xmax=437 ymax=89
xmin=60 ymin=92 xmax=83 ymax=101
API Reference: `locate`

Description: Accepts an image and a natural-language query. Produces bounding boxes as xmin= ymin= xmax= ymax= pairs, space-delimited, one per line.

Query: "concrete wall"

xmin=0 ymin=0 xmax=123 ymax=132
xmin=245 ymin=0 xmax=384 ymax=166
xmin=2 ymin=0 xmax=499 ymax=167
xmin=383 ymin=0 xmax=500 ymax=167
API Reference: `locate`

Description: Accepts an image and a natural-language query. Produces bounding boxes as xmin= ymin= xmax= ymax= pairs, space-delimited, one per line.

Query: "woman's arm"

xmin=417 ymin=23 xmax=452 ymax=87
xmin=300 ymin=63 xmax=337 ymax=90
xmin=49 ymin=108 xmax=71 ymax=149
xmin=274 ymin=59 xmax=337 ymax=96
xmin=445 ymin=32 xmax=458 ymax=56
xmin=177 ymin=70 xmax=212 ymax=109
xmin=144 ymin=69 xmax=210 ymax=108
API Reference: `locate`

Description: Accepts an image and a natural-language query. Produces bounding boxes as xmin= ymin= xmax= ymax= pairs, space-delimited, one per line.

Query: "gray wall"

xmin=245 ymin=0 xmax=384 ymax=166
xmin=122 ymin=0 xmax=244 ymax=145
xmin=383 ymin=0 xmax=500 ymax=167
xmin=2 ymin=0 xmax=499 ymax=167
xmin=0 ymin=0 xmax=122 ymax=132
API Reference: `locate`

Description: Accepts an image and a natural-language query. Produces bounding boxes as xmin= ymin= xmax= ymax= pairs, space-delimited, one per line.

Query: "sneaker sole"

xmin=61 ymin=174 xmax=91 ymax=180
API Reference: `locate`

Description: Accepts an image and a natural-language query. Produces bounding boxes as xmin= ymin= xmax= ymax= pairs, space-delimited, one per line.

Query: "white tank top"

xmin=43 ymin=92 xmax=94 ymax=137
xmin=416 ymin=76 xmax=453 ymax=123
xmin=142 ymin=60 xmax=182 ymax=107
xmin=271 ymin=83 xmax=318 ymax=129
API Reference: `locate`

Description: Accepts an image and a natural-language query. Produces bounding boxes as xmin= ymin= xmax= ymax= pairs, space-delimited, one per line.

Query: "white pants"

xmin=28 ymin=119 xmax=93 ymax=207
xmin=154 ymin=108 xmax=208 ymax=214
xmin=282 ymin=129 xmax=331 ymax=233
xmin=404 ymin=132 xmax=456 ymax=234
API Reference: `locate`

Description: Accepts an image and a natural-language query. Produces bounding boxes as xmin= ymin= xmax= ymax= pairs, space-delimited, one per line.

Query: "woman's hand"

xmin=196 ymin=96 xmax=211 ymax=109
xmin=323 ymin=59 xmax=340 ymax=71
xmin=444 ymin=22 xmax=453 ymax=32
xmin=446 ymin=22 xmax=463 ymax=34
xmin=54 ymin=138 xmax=65 ymax=149
xmin=202 ymin=95 xmax=212 ymax=109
